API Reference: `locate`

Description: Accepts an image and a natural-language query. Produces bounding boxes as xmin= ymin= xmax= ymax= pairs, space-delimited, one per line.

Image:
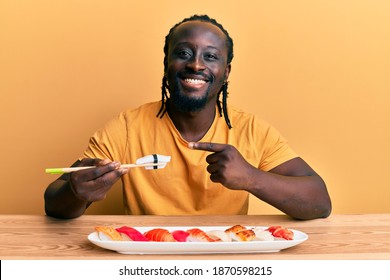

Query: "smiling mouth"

xmin=183 ymin=78 xmax=207 ymax=85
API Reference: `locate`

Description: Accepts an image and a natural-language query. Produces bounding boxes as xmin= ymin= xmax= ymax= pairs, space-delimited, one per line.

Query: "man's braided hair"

xmin=156 ymin=15 xmax=234 ymax=129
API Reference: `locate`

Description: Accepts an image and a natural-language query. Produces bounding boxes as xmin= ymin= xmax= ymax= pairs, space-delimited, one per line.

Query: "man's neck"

xmin=167 ymin=102 xmax=216 ymax=142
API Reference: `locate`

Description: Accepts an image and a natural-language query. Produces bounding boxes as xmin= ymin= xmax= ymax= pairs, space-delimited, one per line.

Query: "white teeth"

xmin=184 ymin=78 xmax=206 ymax=84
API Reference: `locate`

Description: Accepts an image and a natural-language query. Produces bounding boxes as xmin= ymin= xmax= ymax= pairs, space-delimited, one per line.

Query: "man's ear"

xmin=224 ymin=63 xmax=231 ymax=81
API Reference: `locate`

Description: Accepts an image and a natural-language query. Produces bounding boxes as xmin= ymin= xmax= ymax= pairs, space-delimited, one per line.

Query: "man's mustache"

xmin=177 ymin=71 xmax=214 ymax=83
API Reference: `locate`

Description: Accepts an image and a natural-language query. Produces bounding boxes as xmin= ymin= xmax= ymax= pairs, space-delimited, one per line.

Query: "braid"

xmin=222 ymin=82 xmax=232 ymax=129
xmin=156 ymin=76 xmax=169 ymax=118
xmin=216 ymin=82 xmax=232 ymax=128
xmin=216 ymin=92 xmax=223 ymax=117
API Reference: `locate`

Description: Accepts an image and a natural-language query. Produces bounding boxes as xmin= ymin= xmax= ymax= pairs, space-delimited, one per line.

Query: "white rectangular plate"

xmin=88 ymin=226 xmax=308 ymax=254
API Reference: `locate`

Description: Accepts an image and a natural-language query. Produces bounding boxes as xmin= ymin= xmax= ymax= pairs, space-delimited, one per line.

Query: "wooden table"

xmin=1 ymin=214 xmax=390 ymax=259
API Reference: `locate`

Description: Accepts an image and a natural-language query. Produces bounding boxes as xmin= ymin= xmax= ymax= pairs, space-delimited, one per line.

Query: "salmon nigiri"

xmin=186 ymin=228 xmax=217 ymax=242
xmin=144 ymin=228 xmax=175 ymax=242
xmin=116 ymin=226 xmax=149 ymax=241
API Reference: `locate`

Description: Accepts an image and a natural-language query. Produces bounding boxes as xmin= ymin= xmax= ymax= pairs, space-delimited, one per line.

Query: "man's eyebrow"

xmin=205 ymin=45 xmax=220 ymax=51
xmin=173 ymin=42 xmax=221 ymax=51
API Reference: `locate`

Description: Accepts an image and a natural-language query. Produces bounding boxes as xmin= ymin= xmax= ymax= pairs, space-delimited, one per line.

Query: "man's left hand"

xmin=188 ymin=142 xmax=257 ymax=190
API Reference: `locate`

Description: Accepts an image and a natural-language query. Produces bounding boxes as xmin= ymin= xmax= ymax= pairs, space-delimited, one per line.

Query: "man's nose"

xmin=186 ymin=56 xmax=205 ymax=71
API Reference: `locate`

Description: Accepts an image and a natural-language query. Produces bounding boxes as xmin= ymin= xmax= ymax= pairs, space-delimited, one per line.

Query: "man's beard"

xmin=168 ymin=79 xmax=211 ymax=113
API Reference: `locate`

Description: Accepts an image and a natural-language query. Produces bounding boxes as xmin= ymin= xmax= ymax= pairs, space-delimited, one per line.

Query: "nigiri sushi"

xmin=116 ymin=226 xmax=149 ymax=241
xmin=95 ymin=226 xmax=123 ymax=241
xmin=172 ymin=230 xmax=190 ymax=242
xmin=252 ymin=227 xmax=274 ymax=241
xmin=206 ymin=230 xmax=232 ymax=242
xmin=186 ymin=228 xmax=216 ymax=242
xmin=225 ymin=225 xmax=255 ymax=242
xmin=232 ymin=229 xmax=256 ymax=241
xmin=225 ymin=224 xmax=247 ymax=234
xmin=144 ymin=228 xmax=175 ymax=242
xmin=267 ymin=225 xmax=294 ymax=240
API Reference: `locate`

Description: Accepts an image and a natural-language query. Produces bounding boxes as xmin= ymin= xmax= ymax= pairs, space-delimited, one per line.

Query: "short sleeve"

xmin=80 ymin=112 xmax=128 ymax=162
xmin=255 ymin=118 xmax=298 ymax=171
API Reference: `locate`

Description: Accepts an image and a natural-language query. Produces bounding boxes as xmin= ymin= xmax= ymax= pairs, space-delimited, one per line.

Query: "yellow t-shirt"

xmin=82 ymin=101 xmax=298 ymax=215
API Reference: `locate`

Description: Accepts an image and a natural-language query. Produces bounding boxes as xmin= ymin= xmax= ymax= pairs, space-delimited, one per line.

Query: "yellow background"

xmin=1 ymin=0 xmax=389 ymax=215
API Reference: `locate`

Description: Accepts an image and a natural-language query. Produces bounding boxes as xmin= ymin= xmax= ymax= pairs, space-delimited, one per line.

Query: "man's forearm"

xmin=246 ymin=169 xmax=331 ymax=220
xmin=44 ymin=179 xmax=89 ymax=219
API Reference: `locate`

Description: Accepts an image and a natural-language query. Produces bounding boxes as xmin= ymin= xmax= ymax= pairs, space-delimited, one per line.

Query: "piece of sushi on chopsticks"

xmin=46 ymin=154 xmax=171 ymax=174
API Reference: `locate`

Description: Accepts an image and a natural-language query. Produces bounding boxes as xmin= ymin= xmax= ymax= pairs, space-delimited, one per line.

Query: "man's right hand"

xmin=44 ymin=158 xmax=128 ymax=219
xmin=69 ymin=158 xmax=128 ymax=202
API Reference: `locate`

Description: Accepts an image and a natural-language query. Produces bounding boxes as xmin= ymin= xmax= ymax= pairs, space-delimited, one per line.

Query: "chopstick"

xmin=45 ymin=162 xmax=165 ymax=174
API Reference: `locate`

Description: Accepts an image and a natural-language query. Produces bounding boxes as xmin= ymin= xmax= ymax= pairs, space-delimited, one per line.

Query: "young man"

xmin=44 ymin=15 xmax=331 ymax=220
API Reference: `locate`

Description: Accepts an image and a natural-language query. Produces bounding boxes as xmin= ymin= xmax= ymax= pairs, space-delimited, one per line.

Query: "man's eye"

xmin=205 ymin=53 xmax=218 ymax=60
xmin=177 ymin=50 xmax=191 ymax=57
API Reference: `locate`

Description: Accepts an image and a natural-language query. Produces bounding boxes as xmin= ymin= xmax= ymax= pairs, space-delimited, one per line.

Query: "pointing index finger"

xmin=188 ymin=142 xmax=226 ymax=152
